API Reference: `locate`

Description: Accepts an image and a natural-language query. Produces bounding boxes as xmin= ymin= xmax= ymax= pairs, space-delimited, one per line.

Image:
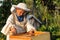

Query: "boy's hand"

xmin=10 ymin=26 xmax=17 ymax=35
xmin=27 ymin=29 xmax=36 ymax=36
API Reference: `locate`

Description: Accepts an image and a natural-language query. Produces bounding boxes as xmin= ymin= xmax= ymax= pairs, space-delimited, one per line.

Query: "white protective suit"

xmin=1 ymin=13 xmax=35 ymax=40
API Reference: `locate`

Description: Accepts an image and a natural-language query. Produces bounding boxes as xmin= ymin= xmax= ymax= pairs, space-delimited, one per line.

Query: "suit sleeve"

xmin=26 ymin=20 xmax=36 ymax=32
xmin=1 ymin=14 xmax=14 ymax=35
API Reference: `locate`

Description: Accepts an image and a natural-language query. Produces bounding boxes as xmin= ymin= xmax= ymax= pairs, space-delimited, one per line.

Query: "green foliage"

xmin=37 ymin=25 xmax=46 ymax=31
xmin=35 ymin=0 xmax=60 ymax=40
xmin=12 ymin=0 xmax=25 ymax=4
xmin=0 ymin=32 xmax=6 ymax=40
xmin=56 ymin=38 xmax=60 ymax=40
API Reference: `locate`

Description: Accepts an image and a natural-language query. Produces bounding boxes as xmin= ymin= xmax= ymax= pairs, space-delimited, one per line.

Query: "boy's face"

xmin=16 ymin=8 xmax=25 ymax=16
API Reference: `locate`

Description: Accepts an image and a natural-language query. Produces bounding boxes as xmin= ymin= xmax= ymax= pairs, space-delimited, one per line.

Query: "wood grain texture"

xmin=10 ymin=31 xmax=50 ymax=40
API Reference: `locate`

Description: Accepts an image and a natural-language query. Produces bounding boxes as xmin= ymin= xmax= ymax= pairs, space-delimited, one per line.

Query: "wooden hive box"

xmin=10 ymin=31 xmax=50 ymax=40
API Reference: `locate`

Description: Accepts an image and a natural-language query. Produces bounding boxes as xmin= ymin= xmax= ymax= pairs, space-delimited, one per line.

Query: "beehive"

xmin=10 ymin=31 xmax=50 ymax=40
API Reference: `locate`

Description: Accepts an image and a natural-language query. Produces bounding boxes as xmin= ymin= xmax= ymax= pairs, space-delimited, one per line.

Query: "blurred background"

xmin=0 ymin=0 xmax=60 ymax=40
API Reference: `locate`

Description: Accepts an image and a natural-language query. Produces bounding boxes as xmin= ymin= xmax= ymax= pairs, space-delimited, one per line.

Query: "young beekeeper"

xmin=1 ymin=3 xmax=36 ymax=40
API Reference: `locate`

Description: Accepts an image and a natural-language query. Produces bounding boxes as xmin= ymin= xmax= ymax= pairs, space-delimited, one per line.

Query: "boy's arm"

xmin=26 ymin=21 xmax=36 ymax=36
xmin=1 ymin=14 xmax=15 ymax=35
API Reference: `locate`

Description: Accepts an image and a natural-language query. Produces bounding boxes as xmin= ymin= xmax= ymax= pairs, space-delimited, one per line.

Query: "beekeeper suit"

xmin=1 ymin=3 xmax=36 ymax=40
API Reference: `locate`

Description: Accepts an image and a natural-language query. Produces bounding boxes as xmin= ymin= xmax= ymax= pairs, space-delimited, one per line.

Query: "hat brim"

xmin=13 ymin=5 xmax=30 ymax=12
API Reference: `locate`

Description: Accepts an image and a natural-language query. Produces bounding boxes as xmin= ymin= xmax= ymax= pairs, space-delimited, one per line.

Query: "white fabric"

xmin=6 ymin=35 xmax=10 ymax=40
xmin=13 ymin=3 xmax=30 ymax=11
xmin=10 ymin=5 xmax=15 ymax=12
xmin=26 ymin=21 xmax=35 ymax=32
xmin=1 ymin=14 xmax=35 ymax=40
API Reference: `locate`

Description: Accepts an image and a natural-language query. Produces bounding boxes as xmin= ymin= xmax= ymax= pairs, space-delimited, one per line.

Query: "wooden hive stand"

xmin=10 ymin=31 xmax=51 ymax=40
